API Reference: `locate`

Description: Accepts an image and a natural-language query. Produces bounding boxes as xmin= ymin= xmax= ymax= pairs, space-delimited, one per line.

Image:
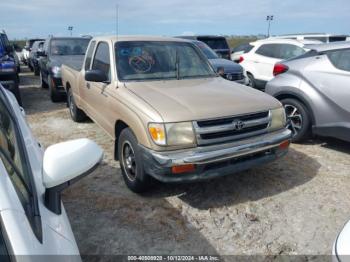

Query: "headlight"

xmin=269 ymin=107 xmax=286 ymax=131
xmin=148 ymin=122 xmax=195 ymax=146
xmin=51 ymin=66 xmax=61 ymax=76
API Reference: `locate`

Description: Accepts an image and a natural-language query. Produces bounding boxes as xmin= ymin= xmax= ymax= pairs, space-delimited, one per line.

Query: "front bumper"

xmin=51 ymin=76 xmax=65 ymax=93
xmin=141 ymin=128 xmax=292 ymax=182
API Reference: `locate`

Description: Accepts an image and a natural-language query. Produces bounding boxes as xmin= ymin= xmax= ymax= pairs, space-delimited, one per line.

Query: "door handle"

xmin=86 ymin=82 xmax=90 ymax=89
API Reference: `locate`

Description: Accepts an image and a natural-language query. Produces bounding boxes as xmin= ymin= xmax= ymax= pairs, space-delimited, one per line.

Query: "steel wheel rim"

xmin=284 ymin=104 xmax=303 ymax=137
xmin=121 ymin=141 xmax=137 ymax=181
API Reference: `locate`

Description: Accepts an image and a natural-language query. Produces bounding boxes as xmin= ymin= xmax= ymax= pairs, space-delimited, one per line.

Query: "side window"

xmin=84 ymin=41 xmax=96 ymax=71
xmin=327 ymin=49 xmax=350 ymax=72
xmin=278 ymin=44 xmax=306 ymax=59
xmin=255 ymin=44 xmax=276 ymax=58
xmin=0 ymin=100 xmax=32 ymax=218
xmin=92 ymin=42 xmax=111 ymax=81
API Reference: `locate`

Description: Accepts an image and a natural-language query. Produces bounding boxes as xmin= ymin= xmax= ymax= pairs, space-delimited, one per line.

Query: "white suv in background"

xmin=0 ymin=85 xmax=103 ymax=260
xmin=238 ymin=39 xmax=319 ymax=89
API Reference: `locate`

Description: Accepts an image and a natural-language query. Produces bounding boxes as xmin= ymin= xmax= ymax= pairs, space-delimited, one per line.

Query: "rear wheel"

xmin=40 ymin=71 xmax=48 ymax=88
xmin=67 ymin=88 xmax=87 ymax=122
xmin=118 ymin=128 xmax=152 ymax=193
xmin=281 ymin=98 xmax=311 ymax=143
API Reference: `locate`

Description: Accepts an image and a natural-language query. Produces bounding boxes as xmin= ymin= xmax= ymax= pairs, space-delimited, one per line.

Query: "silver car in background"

xmin=266 ymin=42 xmax=350 ymax=142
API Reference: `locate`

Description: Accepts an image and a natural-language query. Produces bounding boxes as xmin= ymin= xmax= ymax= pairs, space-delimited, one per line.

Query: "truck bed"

xmin=61 ymin=55 xmax=85 ymax=71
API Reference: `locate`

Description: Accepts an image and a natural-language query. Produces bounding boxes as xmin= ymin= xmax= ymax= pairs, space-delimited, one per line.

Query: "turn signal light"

xmin=279 ymin=140 xmax=290 ymax=150
xmin=171 ymin=164 xmax=196 ymax=174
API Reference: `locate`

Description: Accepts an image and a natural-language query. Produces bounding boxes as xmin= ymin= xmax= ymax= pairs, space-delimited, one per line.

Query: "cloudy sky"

xmin=1 ymin=0 xmax=350 ymax=39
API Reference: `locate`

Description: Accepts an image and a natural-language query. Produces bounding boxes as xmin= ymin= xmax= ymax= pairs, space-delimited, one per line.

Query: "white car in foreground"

xmin=0 ymin=85 xmax=103 ymax=261
xmin=238 ymin=38 xmax=320 ymax=89
xmin=333 ymin=220 xmax=350 ymax=261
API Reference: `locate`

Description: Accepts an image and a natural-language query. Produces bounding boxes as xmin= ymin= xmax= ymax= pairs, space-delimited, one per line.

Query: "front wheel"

xmin=118 ymin=128 xmax=152 ymax=193
xmin=48 ymin=75 xmax=62 ymax=102
xmin=281 ymin=98 xmax=311 ymax=143
xmin=67 ymin=88 xmax=87 ymax=122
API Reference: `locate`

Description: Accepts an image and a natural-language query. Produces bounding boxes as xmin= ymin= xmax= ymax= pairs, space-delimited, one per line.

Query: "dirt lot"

xmin=19 ymin=67 xmax=350 ymax=258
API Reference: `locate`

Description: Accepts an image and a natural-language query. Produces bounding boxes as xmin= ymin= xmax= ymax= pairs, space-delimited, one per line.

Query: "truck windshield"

xmin=50 ymin=39 xmax=90 ymax=56
xmin=115 ymin=41 xmax=216 ymax=81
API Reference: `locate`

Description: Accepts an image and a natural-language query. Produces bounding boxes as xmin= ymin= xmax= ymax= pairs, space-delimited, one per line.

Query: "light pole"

xmin=68 ymin=26 xmax=73 ymax=36
xmin=266 ymin=15 xmax=274 ymax=37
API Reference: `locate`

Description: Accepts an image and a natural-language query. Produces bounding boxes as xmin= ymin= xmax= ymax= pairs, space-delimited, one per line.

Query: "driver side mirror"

xmin=85 ymin=69 xmax=109 ymax=83
xmin=43 ymin=139 xmax=103 ymax=215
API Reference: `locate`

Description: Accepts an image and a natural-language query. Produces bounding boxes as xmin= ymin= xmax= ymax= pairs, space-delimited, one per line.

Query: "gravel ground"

xmin=19 ymin=67 xmax=350 ymax=259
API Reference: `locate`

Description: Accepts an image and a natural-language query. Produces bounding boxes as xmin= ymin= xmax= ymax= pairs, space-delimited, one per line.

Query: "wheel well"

xmin=114 ymin=120 xmax=129 ymax=160
xmin=275 ymin=93 xmax=315 ymax=125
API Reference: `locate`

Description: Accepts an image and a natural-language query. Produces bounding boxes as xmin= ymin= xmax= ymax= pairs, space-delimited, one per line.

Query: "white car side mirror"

xmin=43 ymin=138 xmax=103 ymax=215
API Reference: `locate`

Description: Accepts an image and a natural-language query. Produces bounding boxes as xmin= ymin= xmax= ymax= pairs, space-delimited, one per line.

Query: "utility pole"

xmin=68 ymin=26 xmax=73 ymax=36
xmin=266 ymin=15 xmax=274 ymax=37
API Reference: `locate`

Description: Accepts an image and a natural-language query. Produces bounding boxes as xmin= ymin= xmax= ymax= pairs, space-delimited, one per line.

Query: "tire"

xmin=118 ymin=128 xmax=152 ymax=193
xmin=40 ymin=71 xmax=48 ymax=88
xmin=67 ymin=88 xmax=87 ymax=122
xmin=48 ymin=75 xmax=62 ymax=102
xmin=247 ymin=73 xmax=256 ymax=89
xmin=281 ymin=98 xmax=311 ymax=143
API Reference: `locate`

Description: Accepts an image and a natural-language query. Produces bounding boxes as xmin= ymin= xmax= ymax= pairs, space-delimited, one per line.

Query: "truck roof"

xmin=92 ymin=35 xmax=192 ymax=43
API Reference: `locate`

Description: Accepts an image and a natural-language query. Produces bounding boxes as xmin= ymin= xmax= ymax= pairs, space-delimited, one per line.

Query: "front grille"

xmin=194 ymin=111 xmax=270 ymax=146
xmin=224 ymin=72 xmax=244 ymax=81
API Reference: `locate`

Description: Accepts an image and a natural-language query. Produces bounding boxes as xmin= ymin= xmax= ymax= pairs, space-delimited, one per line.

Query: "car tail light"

xmin=238 ymin=56 xmax=244 ymax=63
xmin=273 ymin=63 xmax=289 ymax=76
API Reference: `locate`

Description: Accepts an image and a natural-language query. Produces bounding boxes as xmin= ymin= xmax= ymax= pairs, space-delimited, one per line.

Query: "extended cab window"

xmin=92 ymin=42 xmax=111 ymax=81
xmin=327 ymin=49 xmax=350 ymax=72
xmin=84 ymin=41 xmax=96 ymax=71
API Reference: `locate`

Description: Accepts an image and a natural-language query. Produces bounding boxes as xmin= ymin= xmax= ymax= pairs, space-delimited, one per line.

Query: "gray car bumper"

xmin=141 ymin=128 xmax=292 ymax=182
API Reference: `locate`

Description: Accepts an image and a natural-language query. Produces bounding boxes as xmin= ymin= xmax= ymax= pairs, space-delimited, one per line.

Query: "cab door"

xmin=84 ymin=41 xmax=115 ymax=135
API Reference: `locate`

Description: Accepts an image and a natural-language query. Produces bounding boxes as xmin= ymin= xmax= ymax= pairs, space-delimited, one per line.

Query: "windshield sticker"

xmin=128 ymin=49 xmax=155 ymax=73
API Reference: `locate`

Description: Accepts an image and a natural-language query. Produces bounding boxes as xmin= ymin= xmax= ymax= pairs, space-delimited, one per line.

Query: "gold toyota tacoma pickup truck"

xmin=61 ymin=36 xmax=291 ymax=193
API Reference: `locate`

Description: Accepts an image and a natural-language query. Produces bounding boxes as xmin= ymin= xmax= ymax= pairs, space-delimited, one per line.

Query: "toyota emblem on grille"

xmin=233 ymin=120 xmax=245 ymax=130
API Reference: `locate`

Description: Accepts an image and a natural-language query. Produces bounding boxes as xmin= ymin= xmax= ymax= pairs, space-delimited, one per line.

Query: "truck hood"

xmin=125 ymin=77 xmax=281 ymax=122
xmin=50 ymin=55 xmax=85 ymax=70
xmin=209 ymin=58 xmax=243 ymax=73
